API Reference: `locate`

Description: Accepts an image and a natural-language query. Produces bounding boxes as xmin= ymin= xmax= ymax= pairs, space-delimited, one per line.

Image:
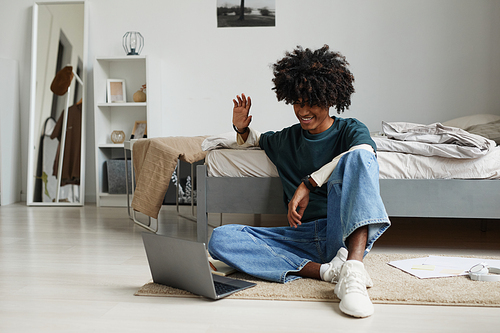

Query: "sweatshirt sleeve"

xmin=236 ymin=127 xmax=262 ymax=147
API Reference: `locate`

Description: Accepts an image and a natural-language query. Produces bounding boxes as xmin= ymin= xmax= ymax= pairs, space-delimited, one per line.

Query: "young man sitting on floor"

xmin=208 ymin=45 xmax=391 ymax=318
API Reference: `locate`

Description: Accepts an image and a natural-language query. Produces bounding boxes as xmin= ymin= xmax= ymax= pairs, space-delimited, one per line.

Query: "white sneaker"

xmin=334 ymin=260 xmax=374 ymax=318
xmin=321 ymin=248 xmax=374 ymax=288
xmin=321 ymin=248 xmax=348 ymax=283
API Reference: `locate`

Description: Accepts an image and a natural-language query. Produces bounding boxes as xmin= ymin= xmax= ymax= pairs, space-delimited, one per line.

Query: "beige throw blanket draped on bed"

xmin=131 ymin=136 xmax=208 ymax=219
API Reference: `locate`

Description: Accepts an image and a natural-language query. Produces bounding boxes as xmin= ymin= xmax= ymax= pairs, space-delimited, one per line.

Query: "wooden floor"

xmin=0 ymin=203 xmax=499 ymax=332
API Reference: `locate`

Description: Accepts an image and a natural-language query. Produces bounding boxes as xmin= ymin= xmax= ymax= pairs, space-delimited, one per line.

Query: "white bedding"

xmin=381 ymin=121 xmax=495 ymax=151
xmin=206 ymin=149 xmax=279 ymax=177
xmin=374 ymin=122 xmax=496 ymax=159
xmin=373 ymin=136 xmax=494 ymax=159
xmin=203 ymin=121 xmax=500 ymax=180
xmin=377 ymin=148 xmax=500 ymax=179
xmin=206 ymin=148 xmax=500 ymax=180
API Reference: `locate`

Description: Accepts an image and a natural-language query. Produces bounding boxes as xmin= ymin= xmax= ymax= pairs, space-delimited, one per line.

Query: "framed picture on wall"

xmin=217 ymin=0 xmax=276 ymax=28
xmin=107 ymin=79 xmax=126 ymax=103
xmin=131 ymin=121 xmax=147 ymax=139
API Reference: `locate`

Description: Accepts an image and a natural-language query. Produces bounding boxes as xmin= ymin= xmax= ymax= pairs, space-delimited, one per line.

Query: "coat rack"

xmin=52 ymin=66 xmax=83 ymax=203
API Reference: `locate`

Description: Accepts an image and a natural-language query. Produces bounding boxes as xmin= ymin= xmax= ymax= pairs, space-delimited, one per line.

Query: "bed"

xmin=195 ymin=115 xmax=500 ymax=244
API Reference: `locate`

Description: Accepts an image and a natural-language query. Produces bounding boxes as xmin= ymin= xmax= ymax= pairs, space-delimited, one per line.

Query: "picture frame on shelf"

xmin=107 ymin=79 xmax=126 ymax=103
xmin=131 ymin=121 xmax=147 ymax=139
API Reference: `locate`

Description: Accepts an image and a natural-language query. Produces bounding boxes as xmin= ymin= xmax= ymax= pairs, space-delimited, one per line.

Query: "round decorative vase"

xmin=133 ymin=90 xmax=146 ymax=102
xmin=111 ymin=130 xmax=126 ymax=144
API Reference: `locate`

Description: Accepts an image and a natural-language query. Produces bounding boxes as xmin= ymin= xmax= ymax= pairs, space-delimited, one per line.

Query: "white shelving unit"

xmin=93 ymin=55 xmax=149 ymax=207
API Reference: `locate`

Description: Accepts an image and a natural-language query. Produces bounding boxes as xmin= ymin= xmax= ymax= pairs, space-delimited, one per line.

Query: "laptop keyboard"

xmin=214 ymin=281 xmax=241 ymax=295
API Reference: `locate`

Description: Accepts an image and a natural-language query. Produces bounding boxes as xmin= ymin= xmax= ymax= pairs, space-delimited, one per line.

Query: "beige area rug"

xmin=135 ymin=254 xmax=500 ymax=307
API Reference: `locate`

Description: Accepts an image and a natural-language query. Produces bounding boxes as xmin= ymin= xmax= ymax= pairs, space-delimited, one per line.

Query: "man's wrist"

xmin=233 ymin=124 xmax=248 ymax=135
xmin=301 ymin=175 xmax=317 ymax=192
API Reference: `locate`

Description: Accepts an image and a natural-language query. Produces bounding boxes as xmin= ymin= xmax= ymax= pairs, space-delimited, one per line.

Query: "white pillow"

xmin=442 ymin=114 xmax=500 ymax=129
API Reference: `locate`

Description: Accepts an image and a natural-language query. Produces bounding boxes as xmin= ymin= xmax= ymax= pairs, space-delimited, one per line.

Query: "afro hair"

xmin=272 ymin=45 xmax=355 ymax=114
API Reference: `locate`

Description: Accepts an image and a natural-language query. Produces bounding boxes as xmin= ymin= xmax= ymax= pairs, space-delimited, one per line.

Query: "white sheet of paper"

xmin=388 ymin=257 xmax=444 ymax=279
xmin=388 ymin=256 xmax=500 ymax=279
xmin=423 ymin=255 xmax=500 ymax=271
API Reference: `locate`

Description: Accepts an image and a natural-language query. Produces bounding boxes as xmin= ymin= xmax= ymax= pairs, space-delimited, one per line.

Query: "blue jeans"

xmin=208 ymin=149 xmax=390 ymax=283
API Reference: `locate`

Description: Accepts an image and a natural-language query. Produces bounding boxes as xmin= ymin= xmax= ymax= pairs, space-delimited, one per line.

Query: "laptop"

xmin=141 ymin=233 xmax=256 ymax=299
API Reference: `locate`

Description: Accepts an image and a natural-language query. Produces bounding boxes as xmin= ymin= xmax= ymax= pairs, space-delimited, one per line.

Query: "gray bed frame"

xmin=196 ymin=165 xmax=500 ymax=244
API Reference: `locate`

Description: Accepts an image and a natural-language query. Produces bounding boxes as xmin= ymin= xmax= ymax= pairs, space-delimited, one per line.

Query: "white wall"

xmin=0 ymin=0 xmax=35 ymax=203
xmin=0 ymin=58 xmax=22 ymax=205
xmin=1 ymin=0 xmax=500 ymax=203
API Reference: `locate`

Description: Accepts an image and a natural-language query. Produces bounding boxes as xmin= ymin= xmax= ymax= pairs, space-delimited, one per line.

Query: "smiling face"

xmin=293 ymin=101 xmax=334 ymax=134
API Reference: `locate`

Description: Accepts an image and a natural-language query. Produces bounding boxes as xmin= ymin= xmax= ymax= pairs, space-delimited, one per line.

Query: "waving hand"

xmin=232 ymin=93 xmax=252 ymax=131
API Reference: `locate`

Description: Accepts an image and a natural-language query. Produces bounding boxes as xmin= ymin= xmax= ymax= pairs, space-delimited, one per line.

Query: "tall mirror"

xmin=27 ymin=1 xmax=88 ymax=206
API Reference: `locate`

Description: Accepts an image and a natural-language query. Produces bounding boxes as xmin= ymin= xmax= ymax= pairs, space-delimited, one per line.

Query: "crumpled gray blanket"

xmin=373 ymin=121 xmax=496 ymax=159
